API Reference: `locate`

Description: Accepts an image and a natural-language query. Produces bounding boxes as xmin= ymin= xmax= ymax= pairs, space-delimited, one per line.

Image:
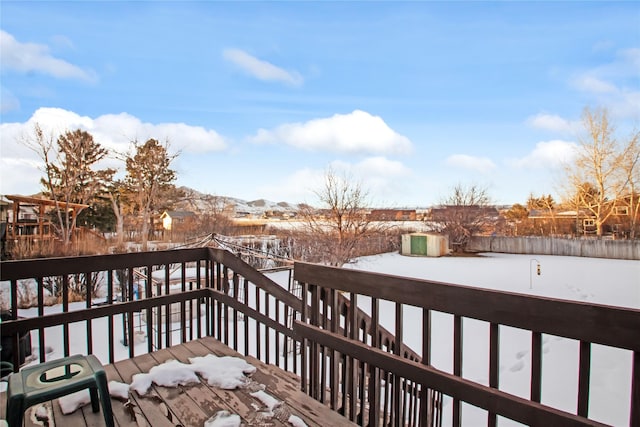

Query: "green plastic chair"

xmin=6 ymin=354 xmax=114 ymax=427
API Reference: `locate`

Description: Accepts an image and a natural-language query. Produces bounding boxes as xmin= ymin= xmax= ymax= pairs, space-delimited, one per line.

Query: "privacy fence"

xmin=467 ymin=236 xmax=640 ymax=260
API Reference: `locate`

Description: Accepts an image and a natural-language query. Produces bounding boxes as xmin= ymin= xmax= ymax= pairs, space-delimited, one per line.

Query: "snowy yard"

xmin=340 ymin=252 xmax=639 ymax=426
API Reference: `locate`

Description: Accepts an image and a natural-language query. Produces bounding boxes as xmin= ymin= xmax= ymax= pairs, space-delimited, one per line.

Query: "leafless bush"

xmin=42 ymin=272 xmax=104 ymax=302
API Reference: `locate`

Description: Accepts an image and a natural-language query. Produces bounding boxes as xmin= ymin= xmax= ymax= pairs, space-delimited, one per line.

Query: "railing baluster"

xmin=369 ymin=297 xmax=380 ymax=427
xmin=206 ymin=259 xmax=212 ymax=337
xmin=255 ymin=285 xmax=261 ymax=359
xmin=420 ymin=308 xmax=431 ymax=427
xmin=577 ymin=340 xmax=591 ymax=417
xmin=358 ymin=321 xmax=366 ymax=424
xmin=392 ymin=303 xmax=403 ymax=427
xmin=329 ymin=289 xmax=339 ymax=409
xmin=216 ymin=262 xmax=222 ymax=340
xmin=85 ymin=272 xmax=93 ymax=354
xmin=145 ymin=265 xmax=153 ymax=353
xmin=107 ymin=270 xmax=115 ymax=363
xmin=487 ymin=322 xmax=500 ymax=427
xmin=382 ymin=364 xmax=391 ymax=425
xmin=320 ymin=288 xmax=328 ymax=404
xmin=223 ymin=266 xmax=230 ymax=346
xmin=341 ymin=302 xmax=349 ymax=416
xmin=632 ymin=351 xmax=639 ymax=427
xmin=275 ymin=298 xmax=280 ymax=368
xmin=265 ymin=292 xmax=271 ymax=365
xmin=300 ymin=281 xmax=308 ymax=394
xmin=310 ymin=284 xmax=320 ymax=399
xmin=127 ymin=268 xmax=135 ymax=359
xmin=62 ymin=275 xmax=70 ymax=357
xmin=157 ymin=264 xmax=172 ymax=348
xmin=233 ymin=271 xmax=239 ymax=351
xmin=188 ymin=281 xmax=194 ymax=341
xmin=181 ymin=263 xmax=187 ymax=344
xmin=349 ymin=292 xmax=358 ymax=422
xmin=196 ymin=260 xmax=202 ymax=339
xmin=243 ymin=278 xmax=249 ymax=356
xmin=453 ymin=314 xmax=463 ymax=427
xmin=37 ymin=277 xmax=45 ymax=362
xmin=531 ymin=331 xmax=542 ymax=403
xmin=164 ymin=265 xmax=171 ymax=349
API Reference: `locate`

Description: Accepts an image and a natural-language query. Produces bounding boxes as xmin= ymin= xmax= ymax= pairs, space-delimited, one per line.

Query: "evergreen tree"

xmin=125 ymin=138 xmax=177 ymax=250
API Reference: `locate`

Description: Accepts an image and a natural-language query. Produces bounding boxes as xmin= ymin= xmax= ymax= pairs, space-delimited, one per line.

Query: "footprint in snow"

xmin=509 ymin=360 xmax=525 ymax=372
xmin=515 ymin=350 xmax=528 ymax=359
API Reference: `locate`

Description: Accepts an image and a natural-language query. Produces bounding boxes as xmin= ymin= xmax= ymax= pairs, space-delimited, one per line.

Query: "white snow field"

xmin=340 ymin=252 xmax=639 ymax=427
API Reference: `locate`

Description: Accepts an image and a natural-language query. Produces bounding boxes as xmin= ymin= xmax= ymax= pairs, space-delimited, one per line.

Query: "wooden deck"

xmin=1 ymin=337 xmax=355 ymax=427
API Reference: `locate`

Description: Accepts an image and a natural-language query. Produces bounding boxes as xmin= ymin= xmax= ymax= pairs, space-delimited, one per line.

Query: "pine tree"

xmin=125 ymin=138 xmax=177 ymax=250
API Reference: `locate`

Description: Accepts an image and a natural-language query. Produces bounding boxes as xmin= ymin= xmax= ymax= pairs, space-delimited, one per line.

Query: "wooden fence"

xmin=468 ymin=236 xmax=640 ymax=260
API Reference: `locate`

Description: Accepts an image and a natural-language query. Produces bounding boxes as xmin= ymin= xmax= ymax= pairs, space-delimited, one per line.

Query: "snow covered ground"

xmin=4 ymin=252 xmax=638 ymax=426
xmin=340 ymin=252 xmax=639 ymax=427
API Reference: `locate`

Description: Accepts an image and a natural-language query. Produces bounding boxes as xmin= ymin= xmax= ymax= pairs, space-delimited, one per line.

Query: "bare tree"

xmin=300 ymin=169 xmax=388 ymax=266
xmin=435 ymin=183 xmax=494 ymax=252
xmin=23 ymin=125 xmax=114 ymax=247
xmin=198 ymin=194 xmax=234 ymax=235
xmin=619 ymin=133 xmax=640 ymax=238
xmin=563 ymin=107 xmax=636 ymax=236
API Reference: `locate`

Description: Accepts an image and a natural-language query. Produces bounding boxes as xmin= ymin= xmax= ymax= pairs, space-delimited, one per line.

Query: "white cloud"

xmin=257 ymin=157 xmax=412 ymax=205
xmin=0 ymin=30 xmax=96 ymax=82
xmin=572 ymin=76 xmax=617 ymax=94
xmin=256 ymin=168 xmax=323 ymax=203
xmin=352 ymin=156 xmax=411 ymax=178
xmin=223 ymin=48 xmax=303 ymax=87
xmin=0 ymin=108 xmax=228 ymax=195
xmin=445 ymin=154 xmax=495 ymax=173
xmin=0 ymin=157 xmax=43 ymax=195
xmin=249 ymin=110 xmax=412 ymax=155
xmin=1 ymin=86 xmax=20 ymax=113
xmin=526 ymin=113 xmax=577 ymax=134
xmin=90 ymin=112 xmax=228 ymax=153
xmin=509 ymin=140 xmax=578 ymax=169
xmin=569 ymin=47 xmax=640 ymax=119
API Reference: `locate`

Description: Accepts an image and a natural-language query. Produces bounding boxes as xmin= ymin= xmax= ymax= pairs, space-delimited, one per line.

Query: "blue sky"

xmin=1 ymin=1 xmax=638 ymax=207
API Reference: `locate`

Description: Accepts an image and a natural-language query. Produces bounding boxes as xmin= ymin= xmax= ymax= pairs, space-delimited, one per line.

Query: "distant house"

xmin=4 ymin=194 xmax=89 ymax=241
xmin=369 ymin=209 xmax=417 ymax=221
xmin=429 ymin=206 xmax=499 ymax=222
xmin=516 ymin=197 xmax=640 ymax=237
xmin=160 ymin=210 xmax=196 ymax=231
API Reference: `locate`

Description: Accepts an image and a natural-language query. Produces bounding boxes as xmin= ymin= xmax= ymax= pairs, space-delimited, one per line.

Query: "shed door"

xmin=411 ymin=235 xmax=427 ymax=255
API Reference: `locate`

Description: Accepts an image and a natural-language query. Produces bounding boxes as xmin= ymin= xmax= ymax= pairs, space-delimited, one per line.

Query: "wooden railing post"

xmin=632 ymin=351 xmax=640 ymax=427
xmin=488 ymin=322 xmax=500 ymax=427
xmin=300 ymin=281 xmax=308 ymax=394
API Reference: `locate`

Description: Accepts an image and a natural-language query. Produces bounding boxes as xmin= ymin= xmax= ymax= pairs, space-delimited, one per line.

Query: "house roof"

xmin=5 ymin=194 xmax=89 ymax=210
xmin=160 ymin=210 xmax=196 ymax=219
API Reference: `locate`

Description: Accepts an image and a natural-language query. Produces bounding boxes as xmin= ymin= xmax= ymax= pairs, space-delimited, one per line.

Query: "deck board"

xmin=2 ymin=338 xmax=355 ymax=427
xmin=162 ymin=341 xmax=285 ymax=426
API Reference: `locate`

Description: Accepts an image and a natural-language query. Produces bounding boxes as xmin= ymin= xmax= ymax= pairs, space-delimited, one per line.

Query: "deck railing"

xmin=2 ymin=249 xmax=638 ymax=426
xmin=293 ymin=262 xmax=640 ymax=427
xmin=0 ymin=248 xmax=439 ymax=423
